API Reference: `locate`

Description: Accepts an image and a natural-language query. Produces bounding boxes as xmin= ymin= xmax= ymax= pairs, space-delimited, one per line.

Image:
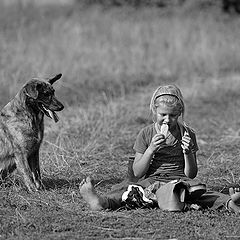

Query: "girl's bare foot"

xmin=79 ymin=177 xmax=104 ymax=211
xmin=227 ymin=187 xmax=240 ymax=213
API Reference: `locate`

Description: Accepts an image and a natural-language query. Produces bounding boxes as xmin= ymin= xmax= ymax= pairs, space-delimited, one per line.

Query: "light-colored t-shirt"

xmin=133 ymin=122 xmax=199 ymax=181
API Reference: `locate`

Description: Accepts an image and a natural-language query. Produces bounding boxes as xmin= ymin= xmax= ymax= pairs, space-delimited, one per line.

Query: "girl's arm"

xmin=133 ymin=133 xmax=165 ymax=178
xmin=133 ymin=150 xmax=153 ymax=179
xmin=181 ymin=132 xmax=198 ymax=179
xmin=183 ymin=152 xmax=198 ymax=179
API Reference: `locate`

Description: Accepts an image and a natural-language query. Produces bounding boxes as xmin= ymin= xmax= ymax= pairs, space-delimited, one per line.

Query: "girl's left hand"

xmin=181 ymin=132 xmax=192 ymax=154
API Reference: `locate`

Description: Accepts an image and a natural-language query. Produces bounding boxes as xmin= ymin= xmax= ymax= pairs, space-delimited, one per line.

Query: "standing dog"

xmin=0 ymin=74 xmax=64 ymax=192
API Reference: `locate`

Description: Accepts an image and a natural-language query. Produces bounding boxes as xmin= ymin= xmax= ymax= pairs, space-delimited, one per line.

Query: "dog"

xmin=0 ymin=74 xmax=64 ymax=192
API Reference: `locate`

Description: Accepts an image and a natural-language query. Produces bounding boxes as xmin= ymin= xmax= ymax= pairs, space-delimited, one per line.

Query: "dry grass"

xmin=1 ymin=1 xmax=240 ymax=239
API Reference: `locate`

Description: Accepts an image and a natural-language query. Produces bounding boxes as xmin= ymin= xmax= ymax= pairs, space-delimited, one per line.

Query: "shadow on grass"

xmin=42 ymin=177 xmax=83 ymax=190
xmin=0 ymin=175 xmax=125 ymax=192
xmin=0 ymin=176 xmax=82 ymax=191
xmin=42 ymin=176 xmax=124 ymax=190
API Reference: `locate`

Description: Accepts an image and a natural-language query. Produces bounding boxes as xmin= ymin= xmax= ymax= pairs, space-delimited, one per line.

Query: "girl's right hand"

xmin=149 ymin=134 xmax=165 ymax=153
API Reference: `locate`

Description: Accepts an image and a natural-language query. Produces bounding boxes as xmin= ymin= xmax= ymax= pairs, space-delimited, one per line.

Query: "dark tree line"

xmin=222 ymin=0 xmax=240 ymax=13
xmin=75 ymin=0 xmax=240 ymax=14
xmin=75 ymin=0 xmax=185 ymax=8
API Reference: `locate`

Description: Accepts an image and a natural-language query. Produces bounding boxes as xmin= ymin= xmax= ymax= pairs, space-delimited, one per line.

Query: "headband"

xmin=155 ymin=93 xmax=181 ymax=101
xmin=151 ymin=92 xmax=184 ymax=115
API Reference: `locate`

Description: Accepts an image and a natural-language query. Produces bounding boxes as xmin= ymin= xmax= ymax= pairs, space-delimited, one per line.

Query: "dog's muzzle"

xmin=41 ymin=104 xmax=60 ymax=122
xmin=40 ymin=98 xmax=64 ymax=123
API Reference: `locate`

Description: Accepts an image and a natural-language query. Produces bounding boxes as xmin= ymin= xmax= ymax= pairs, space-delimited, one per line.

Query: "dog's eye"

xmin=42 ymin=93 xmax=51 ymax=100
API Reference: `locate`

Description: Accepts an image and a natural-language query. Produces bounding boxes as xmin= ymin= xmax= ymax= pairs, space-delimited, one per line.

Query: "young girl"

xmin=80 ymin=85 xmax=240 ymax=212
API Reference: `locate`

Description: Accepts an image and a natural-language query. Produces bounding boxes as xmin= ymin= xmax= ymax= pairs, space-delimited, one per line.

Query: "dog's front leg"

xmin=28 ymin=151 xmax=43 ymax=190
xmin=15 ymin=152 xmax=37 ymax=192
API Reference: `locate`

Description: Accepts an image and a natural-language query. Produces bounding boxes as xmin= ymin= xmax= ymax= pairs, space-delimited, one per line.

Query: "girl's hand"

xmin=181 ymin=132 xmax=192 ymax=154
xmin=149 ymin=134 xmax=165 ymax=153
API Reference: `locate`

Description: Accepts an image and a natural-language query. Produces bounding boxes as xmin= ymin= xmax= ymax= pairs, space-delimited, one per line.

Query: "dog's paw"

xmin=35 ymin=180 xmax=44 ymax=191
xmin=25 ymin=181 xmax=39 ymax=193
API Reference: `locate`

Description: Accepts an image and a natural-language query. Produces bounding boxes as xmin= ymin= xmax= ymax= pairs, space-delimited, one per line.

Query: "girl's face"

xmin=156 ymin=103 xmax=181 ymax=129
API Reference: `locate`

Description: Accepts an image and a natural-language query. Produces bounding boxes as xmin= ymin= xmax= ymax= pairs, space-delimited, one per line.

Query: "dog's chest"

xmin=26 ymin=117 xmax=44 ymax=148
xmin=6 ymin=114 xmax=44 ymax=151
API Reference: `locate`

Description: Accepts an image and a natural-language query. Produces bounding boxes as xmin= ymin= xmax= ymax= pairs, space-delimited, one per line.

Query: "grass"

xmin=1 ymin=0 xmax=240 ymax=239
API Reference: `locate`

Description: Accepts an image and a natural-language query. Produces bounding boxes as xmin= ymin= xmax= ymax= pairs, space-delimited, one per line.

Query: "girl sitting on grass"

xmin=80 ymin=85 xmax=240 ymax=213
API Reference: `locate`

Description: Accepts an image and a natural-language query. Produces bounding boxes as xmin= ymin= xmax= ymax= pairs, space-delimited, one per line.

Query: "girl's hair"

xmin=150 ymin=85 xmax=185 ymax=123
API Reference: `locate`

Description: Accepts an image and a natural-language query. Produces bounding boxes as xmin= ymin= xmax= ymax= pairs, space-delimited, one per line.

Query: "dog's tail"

xmin=48 ymin=73 xmax=62 ymax=85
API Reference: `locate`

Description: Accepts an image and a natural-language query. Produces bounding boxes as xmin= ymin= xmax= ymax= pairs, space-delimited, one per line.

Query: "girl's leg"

xmin=80 ymin=177 xmax=107 ymax=210
xmin=80 ymin=177 xmax=129 ymax=211
xmin=195 ymin=188 xmax=240 ymax=213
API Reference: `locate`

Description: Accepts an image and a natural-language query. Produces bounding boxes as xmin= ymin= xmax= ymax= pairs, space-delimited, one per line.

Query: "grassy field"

xmin=1 ymin=1 xmax=240 ymax=239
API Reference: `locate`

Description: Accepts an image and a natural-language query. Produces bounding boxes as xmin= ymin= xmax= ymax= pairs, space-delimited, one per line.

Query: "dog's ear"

xmin=48 ymin=73 xmax=62 ymax=85
xmin=24 ymin=81 xmax=38 ymax=99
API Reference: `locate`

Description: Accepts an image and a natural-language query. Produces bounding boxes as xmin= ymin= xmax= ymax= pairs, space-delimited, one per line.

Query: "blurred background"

xmin=1 ymin=0 xmax=240 ymax=106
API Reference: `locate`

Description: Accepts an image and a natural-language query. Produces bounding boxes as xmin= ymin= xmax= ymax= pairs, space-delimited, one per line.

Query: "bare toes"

xmin=234 ymin=187 xmax=240 ymax=192
xmin=229 ymin=187 xmax=234 ymax=196
xmin=79 ymin=178 xmax=86 ymax=188
xmin=85 ymin=176 xmax=92 ymax=184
